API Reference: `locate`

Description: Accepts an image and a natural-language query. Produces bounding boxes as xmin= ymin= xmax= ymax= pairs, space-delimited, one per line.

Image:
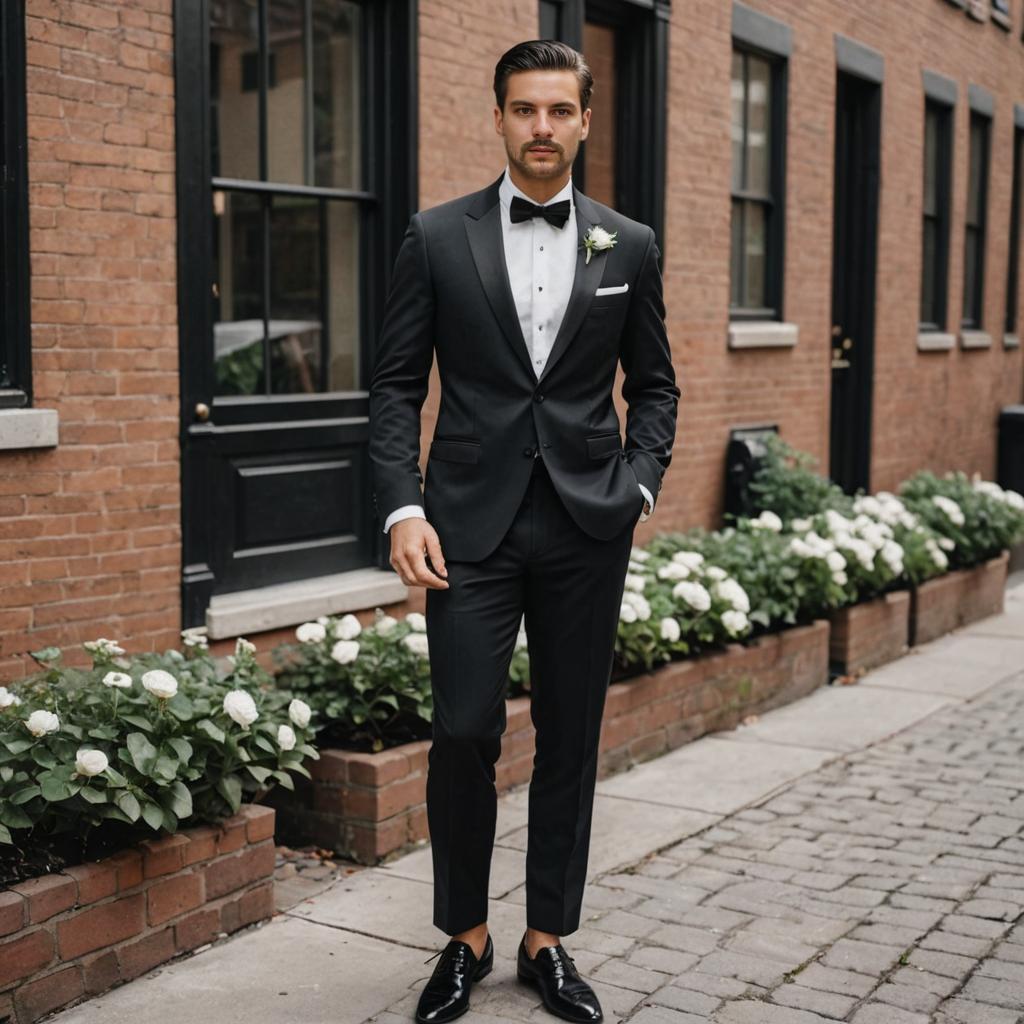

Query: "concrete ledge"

xmin=206 ymin=567 xmax=409 ymax=639
xmin=917 ymin=331 xmax=955 ymax=352
xmin=0 ymin=408 xmax=59 ymax=450
xmin=728 ymin=321 xmax=799 ymax=349
xmin=960 ymin=329 xmax=993 ymax=350
xmin=1004 ymin=333 xmax=1020 ymax=350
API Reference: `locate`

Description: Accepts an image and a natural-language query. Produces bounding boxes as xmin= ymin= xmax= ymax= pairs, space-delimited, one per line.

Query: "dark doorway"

xmin=829 ymin=71 xmax=881 ymax=495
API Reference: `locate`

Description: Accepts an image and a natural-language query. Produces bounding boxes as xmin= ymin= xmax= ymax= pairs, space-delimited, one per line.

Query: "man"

xmin=369 ymin=39 xmax=679 ymax=1024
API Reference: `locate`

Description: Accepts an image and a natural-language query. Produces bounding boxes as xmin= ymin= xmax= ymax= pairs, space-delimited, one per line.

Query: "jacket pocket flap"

xmin=586 ymin=432 xmax=623 ymax=459
xmin=430 ymin=438 xmax=481 ymax=463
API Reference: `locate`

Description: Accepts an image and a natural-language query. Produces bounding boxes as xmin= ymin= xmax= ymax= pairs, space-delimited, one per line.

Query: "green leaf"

xmin=254 ymin=736 xmax=277 ymax=755
xmin=245 ymin=765 xmax=273 ymax=784
xmin=119 ymin=715 xmax=154 ymax=731
xmin=126 ymin=732 xmax=158 ymax=774
xmin=216 ymin=774 xmax=242 ymax=812
xmin=10 ymin=785 xmax=41 ymax=805
xmin=4 ymin=738 xmax=34 ymax=755
xmin=40 ymin=775 xmax=72 ymax=802
xmin=0 ymin=823 xmax=12 ymax=844
xmin=197 ymin=719 xmax=225 ymax=743
xmin=167 ymin=694 xmax=194 ymax=721
xmin=0 ymin=805 xmax=33 ymax=828
xmin=115 ymin=790 xmax=141 ymax=822
xmin=78 ymin=785 xmax=108 ymax=804
xmin=30 ymin=646 xmax=62 ymax=664
xmin=141 ymin=800 xmax=164 ymax=831
xmin=167 ymin=781 xmax=193 ymax=819
xmin=271 ymin=770 xmax=295 ymax=791
xmin=161 ymin=807 xmax=179 ymax=832
xmin=31 ymin=747 xmax=58 ymax=769
xmin=168 ymin=738 xmax=193 ymax=763
xmin=152 ymin=755 xmax=179 ymax=782
xmin=104 ymin=766 xmax=129 ymax=787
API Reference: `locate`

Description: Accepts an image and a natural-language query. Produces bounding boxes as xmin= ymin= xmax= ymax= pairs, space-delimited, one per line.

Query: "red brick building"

xmin=1 ymin=0 xmax=1022 ymax=676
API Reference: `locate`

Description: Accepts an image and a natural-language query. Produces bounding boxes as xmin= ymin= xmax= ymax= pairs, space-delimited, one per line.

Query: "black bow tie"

xmin=509 ymin=194 xmax=572 ymax=229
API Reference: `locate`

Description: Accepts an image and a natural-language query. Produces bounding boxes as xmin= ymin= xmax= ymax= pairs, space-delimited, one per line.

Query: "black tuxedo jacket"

xmin=369 ymin=172 xmax=680 ymax=564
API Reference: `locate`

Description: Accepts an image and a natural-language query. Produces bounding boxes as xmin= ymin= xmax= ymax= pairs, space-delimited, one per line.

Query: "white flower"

xmin=583 ymin=224 xmax=618 ymax=264
xmin=657 ymin=562 xmax=691 ymax=581
xmin=235 ymin=637 xmax=256 ymax=657
xmin=288 ymin=698 xmax=312 ymax=729
xmin=619 ymin=601 xmax=638 ymax=623
xmin=277 ymin=724 xmax=297 ymax=751
xmin=84 ymin=638 xmax=125 ymax=657
xmin=0 ymin=686 xmax=22 ymax=708
xmin=180 ymin=627 xmax=209 ymax=649
xmin=932 ymin=494 xmax=965 ymax=527
xmin=102 ymin=671 xmax=133 ymax=689
xmin=751 ymin=510 xmax=783 ymax=532
xmin=721 ymin=610 xmax=749 ymax=636
xmin=623 ymin=573 xmax=646 ymax=593
xmin=515 ymin=629 xmax=529 ymax=651
xmin=660 ymin=617 xmax=681 ymax=642
xmin=825 ymin=550 xmax=846 ymax=572
xmin=75 ymin=748 xmax=109 ymax=777
xmin=937 ymin=536 xmax=955 ymax=552
xmin=403 ymin=633 xmax=429 ymax=657
xmin=141 ymin=669 xmax=178 ymax=700
xmin=672 ymin=580 xmax=712 ymax=612
xmin=374 ymin=614 xmax=398 ymax=634
xmin=316 ymin=615 xmax=330 ymax=625
xmin=704 ymin=565 xmax=728 ymax=581
xmin=333 ymin=614 xmax=362 ymax=640
xmin=880 ymin=540 xmax=905 ymax=575
xmin=713 ymin=578 xmax=750 ymax=613
xmin=832 ymin=570 xmax=848 ymax=587
xmin=629 ymin=547 xmax=650 ymax=562
xmin=791 ymin=517 xmax=812 ymax=532
xmin=25 ymin=709 xmax=59 ymax=737
xmin=672 ymin=551 xmax=705 ymax=569
xmin=296 ymin=621 xmax=327 ymax=644
xmin=622 ymin=591 xmax=651 ymax=621
xmin=405 ymin=612 xmax=427 ymax=632
xmin=223 ymin=689 xmax=258 ymax=728
xmin=330 ymin=640 xmax=360 ymax=664
xmin=925 ymin=538 xmax=949 ymax=570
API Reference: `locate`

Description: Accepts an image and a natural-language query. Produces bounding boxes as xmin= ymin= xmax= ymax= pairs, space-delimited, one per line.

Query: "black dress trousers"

xmin=424 ymin=454 xmax=639 ymax=937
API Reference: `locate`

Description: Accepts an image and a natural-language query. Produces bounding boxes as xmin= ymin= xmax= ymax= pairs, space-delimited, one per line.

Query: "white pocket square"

xmin=595 ymin=283 xmax=629 ymax=296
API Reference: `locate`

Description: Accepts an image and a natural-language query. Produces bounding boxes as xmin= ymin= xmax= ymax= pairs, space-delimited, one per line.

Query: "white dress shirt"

xmin=383 ymin=165 xmax=653 ymax=534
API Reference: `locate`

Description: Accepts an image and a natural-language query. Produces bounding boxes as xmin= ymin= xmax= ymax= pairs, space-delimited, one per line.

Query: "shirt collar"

xmin=499 ymin=164 xmax=574 ymax=214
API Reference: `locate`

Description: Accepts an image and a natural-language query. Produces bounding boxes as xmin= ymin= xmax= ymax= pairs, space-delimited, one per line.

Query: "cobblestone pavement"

xmin=449 ymin=672 xmax=1024 ymax=1024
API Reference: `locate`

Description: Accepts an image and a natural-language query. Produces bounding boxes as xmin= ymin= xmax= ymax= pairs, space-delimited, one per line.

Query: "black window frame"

xmin=728 ymin=42 xmax=788 ymax=323
xmin=920 ymin=96 xmax=954 ymax=332
xmin=175 ymin=0 xmax=418 ymax=430
xmin=1007 ymin=121 xmax=1023 ymax=336
xmin=962 ymin=107 xmax=991 ymax=331
xmin=1 ymin=0 xmax=30 ymax=411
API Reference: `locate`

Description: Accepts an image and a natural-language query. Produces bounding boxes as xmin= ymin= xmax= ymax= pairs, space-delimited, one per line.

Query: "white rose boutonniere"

xmin=582 ymin=225 xmax=617 ymax=265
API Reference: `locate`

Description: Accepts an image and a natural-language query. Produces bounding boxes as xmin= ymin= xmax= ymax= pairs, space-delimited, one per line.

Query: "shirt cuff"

xmin=383 ymin=504 xmax=426 ymax=534
xmin=638 ymin=483 xmax=654 ymax=522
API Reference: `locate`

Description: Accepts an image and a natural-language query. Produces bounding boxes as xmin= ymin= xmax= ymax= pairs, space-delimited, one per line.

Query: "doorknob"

xmin=195 ymin=402 xmax=210 ymax=422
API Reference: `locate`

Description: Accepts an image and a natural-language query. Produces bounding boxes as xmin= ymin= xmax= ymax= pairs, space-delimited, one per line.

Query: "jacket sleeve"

xmin=620 ymin=227 xmax=680 ymax=503
xmin=368 ymin=212 xmax=436 ymax=526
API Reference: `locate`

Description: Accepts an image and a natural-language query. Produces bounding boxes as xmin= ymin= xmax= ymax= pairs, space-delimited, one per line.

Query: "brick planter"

xmin=828 ymin=589 xmax=910 ymax=675
xmin=262 ymin=619 xmax=830 ymax=864
xmin=0 ymin=806 xmax=277 ymax=1024
xmin=909 ymin=550 xmax=1010 ymax=646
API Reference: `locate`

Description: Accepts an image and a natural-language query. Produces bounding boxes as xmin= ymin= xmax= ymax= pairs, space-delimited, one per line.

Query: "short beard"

xmin=506 ymin=139 xmax=576 ymax=181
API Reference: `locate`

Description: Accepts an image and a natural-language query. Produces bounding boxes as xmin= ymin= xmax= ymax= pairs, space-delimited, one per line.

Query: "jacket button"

xmin=523 ymin=446 xmax=535 ymax=457
xmin=534 ymin=392 xmax=544 ymax=402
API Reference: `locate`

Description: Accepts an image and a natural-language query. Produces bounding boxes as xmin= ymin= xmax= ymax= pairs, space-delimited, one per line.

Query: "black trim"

xmin=731 ymin=1 xmax=792 ymax=58
xmin=834 ymin=34 xmax=884 ymax=84
xmin=920 ymin=98 xmax=954 ymax=333
xmin=1007 ymin=126 xmax=1022 ymax=335
xmin=1 ymin=0 xmax=30 ymax=409
xmin=961 ymin=109 xmax=991 ymax=330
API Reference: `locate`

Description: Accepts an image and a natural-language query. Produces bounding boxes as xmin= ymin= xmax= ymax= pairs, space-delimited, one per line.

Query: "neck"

xmin=508 ymin=163 xmax=571 ymax=204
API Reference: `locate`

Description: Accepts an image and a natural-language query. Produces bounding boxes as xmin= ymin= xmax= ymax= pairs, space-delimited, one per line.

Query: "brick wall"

xmin=1 ymin=0 xmax=180 ymax=679
xmin=0 ymin=806 xmax=276 ymax=1024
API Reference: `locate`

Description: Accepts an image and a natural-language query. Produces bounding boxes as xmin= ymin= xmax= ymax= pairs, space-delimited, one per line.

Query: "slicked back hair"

xmin=493 ymin=40 xmax=593 ymax=113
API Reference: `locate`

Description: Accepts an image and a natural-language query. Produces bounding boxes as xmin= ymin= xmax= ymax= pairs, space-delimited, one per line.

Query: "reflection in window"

xmin=209 ymin=0 xmax=363 ymax=397
xmin=920 ymin=99 xmax=953 ymax=332
xmin=962 ymin=110 xmax=990 ymax=330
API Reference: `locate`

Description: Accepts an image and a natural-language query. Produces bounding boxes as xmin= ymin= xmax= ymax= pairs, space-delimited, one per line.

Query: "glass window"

xmin=962 ymin=110 xmax=990 ymax=329
xmin=920 ymin=99 xmax=953 ymax=331
xmin=729 ymin=47 xmax=783 ymax=319
xmin=210 ymin=0 xmax=365 ymax=397
xmin=1008 ymin=127 xmax=1022 ymax=335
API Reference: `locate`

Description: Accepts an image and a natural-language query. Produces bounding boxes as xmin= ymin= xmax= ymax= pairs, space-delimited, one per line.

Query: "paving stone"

xmin=624 ymin=1006 xmax=707 ymax=1024
xmin=644 ymin=984 xmax=720 ymax=1016
xmin=591 ymin=958 xmax=669 ymax=994
xmin=849 ymin=1003 xmax=930 ymax=1023
xmin=715 ymin=1002 xmax=832 ymax=1023
xmin=820 ymin=937 xmax=904 ymax=975
xmin=693 ymin=950 xmax=788 ymax=987
xmin=934 ymin=996 xmax=1023 ymax=1023
xmin=959 ymin=973 xmax=1024 ymax=1008
xmin=589 ymin=909 xmax=663 ymax=939
xmin=869 ymin=981 xmax=943 ymax=1014
xmin=768 ymin=982 xmax=856 ymax=1019
xmin=627 ymin=946 xmax=700 ymax=975
xmin=790 ymin=963 xmax=877 ymax=998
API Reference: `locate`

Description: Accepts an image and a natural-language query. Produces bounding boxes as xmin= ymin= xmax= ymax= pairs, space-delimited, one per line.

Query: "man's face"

xmin=494 ymin=69 xmax=591 ymax=182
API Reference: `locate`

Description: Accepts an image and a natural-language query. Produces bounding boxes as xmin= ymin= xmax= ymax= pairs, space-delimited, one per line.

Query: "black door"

xmin=174 ymin=0 xmax=415 ymax=626
xmin=829 ymin=71 xmax=881 ymax=495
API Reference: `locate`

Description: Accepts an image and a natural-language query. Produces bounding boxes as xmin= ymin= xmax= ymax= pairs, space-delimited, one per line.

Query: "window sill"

xmin=990 ymin=9 xmax=1011 ymax=29
xmin=917 ymin=331 xmax=955 ymax=352
xmin=960 ymin=329 xmax=992 ymax=349
xmin=0 ymin=408 xmax=59 ymax=450
xmin=727 ymin=321 xmax=799 ymax=349
xmin=1005 ymin=333 xmax=1021 ymax=350
xmin=205 ymin=567 xmax=409 ymax=639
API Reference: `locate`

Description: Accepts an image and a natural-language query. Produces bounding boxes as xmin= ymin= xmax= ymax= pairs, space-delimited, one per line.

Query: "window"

xmin=1007 ymin=125 xmax=1022 ymax=336
xmin=729 ymin=46 xmax=786 ymax=320
xmin=962 ymin=109 xmax=991 ymax=329
xmin=920 ymin=98 xmax=954 ymax=331
xmin=1 ymin=0 xmax=29 ymax=410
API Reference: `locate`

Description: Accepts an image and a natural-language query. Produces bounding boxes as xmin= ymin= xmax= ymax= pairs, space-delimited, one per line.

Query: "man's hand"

xmin=390 ymin=518 xmax=450 ymax=589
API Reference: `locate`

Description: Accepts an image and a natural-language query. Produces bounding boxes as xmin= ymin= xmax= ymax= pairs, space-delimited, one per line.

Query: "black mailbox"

xmin=724 ymin=424 xmax=779 ymax=522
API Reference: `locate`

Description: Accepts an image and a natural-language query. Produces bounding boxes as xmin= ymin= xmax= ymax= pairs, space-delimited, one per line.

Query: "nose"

xmin=534 ymin=115 xmax=554 ymax=138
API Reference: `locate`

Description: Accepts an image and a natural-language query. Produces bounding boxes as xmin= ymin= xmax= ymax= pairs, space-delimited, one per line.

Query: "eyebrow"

xmin=508 ymin=99 xmax=578 ymax=110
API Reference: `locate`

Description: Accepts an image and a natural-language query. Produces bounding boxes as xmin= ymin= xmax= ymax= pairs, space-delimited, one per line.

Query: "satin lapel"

xmin=536 ymin=188 xmax=608 ymax=387
xmin=464 ymin=179 xmax=536 ymax=380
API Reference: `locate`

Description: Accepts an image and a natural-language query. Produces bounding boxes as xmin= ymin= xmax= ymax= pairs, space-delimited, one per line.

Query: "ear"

xmin=580 ymin=107 xmax=591 ymax=141
xmin=493 ymin=104 xmax=504 ymax=136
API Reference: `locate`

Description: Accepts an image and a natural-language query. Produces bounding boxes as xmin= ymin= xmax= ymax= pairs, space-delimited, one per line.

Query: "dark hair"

xmin=493 ymin=40 xmax=593 ymax=113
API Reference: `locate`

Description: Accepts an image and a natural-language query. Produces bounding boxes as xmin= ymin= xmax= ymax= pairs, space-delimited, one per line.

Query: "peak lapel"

xmin=536 ymin=188 xmax=608 ymax=387
xmin=464 ymin=176 xmax=536 ymax=380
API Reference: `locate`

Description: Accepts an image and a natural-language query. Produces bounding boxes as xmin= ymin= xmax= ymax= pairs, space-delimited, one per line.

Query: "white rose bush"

xmin=0 ymin=634 xmax=318 ymax=871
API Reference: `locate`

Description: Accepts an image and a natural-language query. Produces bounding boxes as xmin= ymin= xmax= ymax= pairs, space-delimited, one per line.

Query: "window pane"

xmin=268 ymin=194 xmax=323 ymax=393
xmin=582 ymin=21 xmax=616 ymax=208
xmin=312 ymin=0 xmax=362 ymax=189
xmin=923 ymin=106 xmax=937 ymax=217
xmin=213 ymin=190 xmax=265 ymax=396
xmin=743 ymin=200 xmax=765 ymax=308
xmin=266 ymin=0 xmax=307 ymax=186
xmin=967 ymin=117 xmax=983 ymax=226
xmin=963 ymin=225 xmax=977 ymax=323
xmin=326 ymin=201 xmax=361 ymax=390
xmin=745 ymin=54 xmax=770 ymax=195
xmin=210 ymin=0 xmax=261 ymax=181
xmin=921 ymin=216 xmax=936 ymax=325
xmin=730 ymin=50 xmax=744 ymax=193
xmin=730 ymin=197 xmax=743 ymax=306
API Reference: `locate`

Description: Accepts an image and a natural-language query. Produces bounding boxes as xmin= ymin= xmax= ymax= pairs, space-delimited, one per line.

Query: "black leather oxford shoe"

xmin=516 ymin=933 xmax=604 ymax=1023
xmin=414 ymin=932 xmax=493 ymax=1024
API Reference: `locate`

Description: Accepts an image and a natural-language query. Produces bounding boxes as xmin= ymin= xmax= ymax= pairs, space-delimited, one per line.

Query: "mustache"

xmin=524 ymin=142 xmax=563 ymax=154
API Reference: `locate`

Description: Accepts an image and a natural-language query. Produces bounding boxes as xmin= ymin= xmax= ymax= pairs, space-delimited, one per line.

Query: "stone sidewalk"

xmin=51 ymin=580 xmax=1024 ymax=1024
